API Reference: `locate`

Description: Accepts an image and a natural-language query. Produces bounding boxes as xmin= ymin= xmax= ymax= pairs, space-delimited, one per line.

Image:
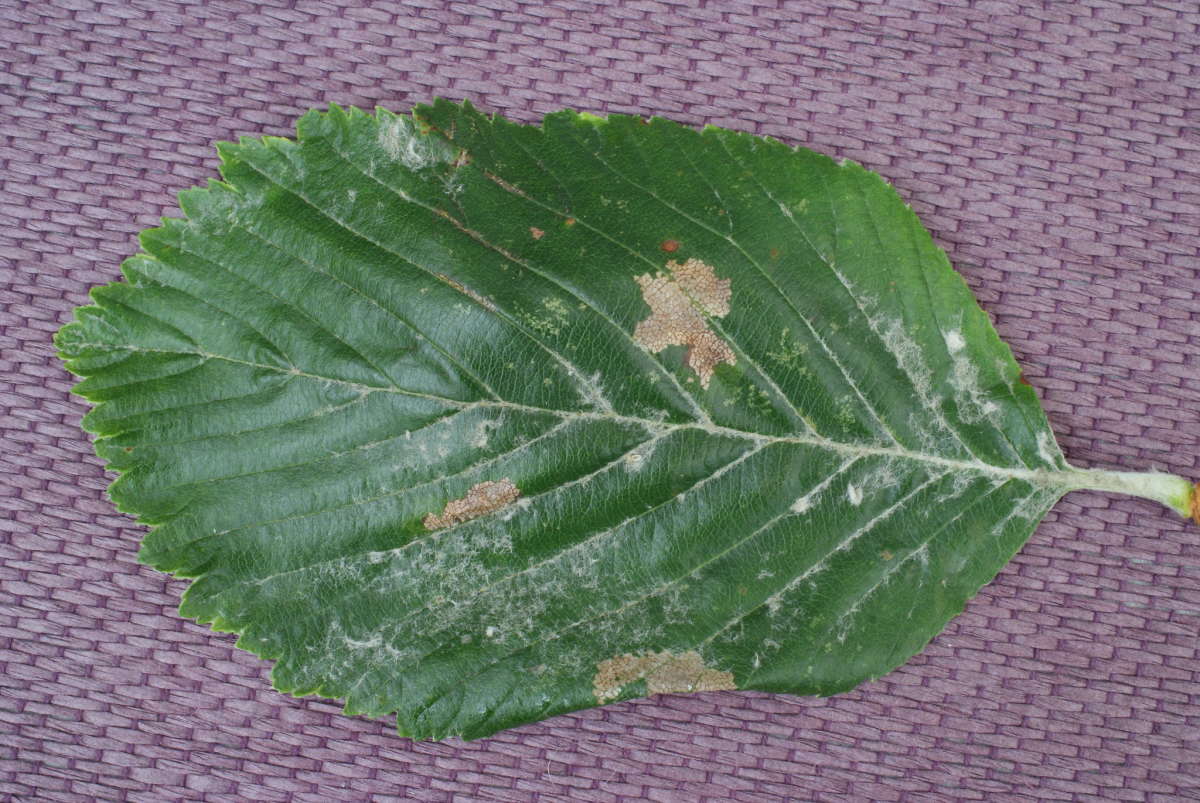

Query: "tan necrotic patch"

xmin=592 ymin=650 xmax=736 ymax=703
xmin=423 ymin=479 xmax=520 ymax=530
xmin=633 ymin=258 xmax=735 ymax=388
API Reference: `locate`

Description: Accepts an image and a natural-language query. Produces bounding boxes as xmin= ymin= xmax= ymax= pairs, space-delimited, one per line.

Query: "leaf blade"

xmin=59 ymin=101 xmax=1188 ymax=739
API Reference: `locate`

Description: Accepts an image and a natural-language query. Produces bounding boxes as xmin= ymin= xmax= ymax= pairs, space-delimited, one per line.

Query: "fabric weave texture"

xmin=2 ymin=1 xmax=1198 ymax=800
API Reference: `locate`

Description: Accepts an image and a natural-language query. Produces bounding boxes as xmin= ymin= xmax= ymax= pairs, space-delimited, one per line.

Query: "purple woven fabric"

xmin=3 ymin=1 xmax=1198 ymax=799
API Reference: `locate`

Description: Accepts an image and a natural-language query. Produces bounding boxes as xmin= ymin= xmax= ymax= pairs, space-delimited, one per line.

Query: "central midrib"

xmin=81 ymin=339 xmax=1078 ymax=491
xmin=479 ymin=398 xmax=1076 ymax=490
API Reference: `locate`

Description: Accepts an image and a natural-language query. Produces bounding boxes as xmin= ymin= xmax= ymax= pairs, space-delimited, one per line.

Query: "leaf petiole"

xmin=1067 ymin=467 xmax=1198 ymax=522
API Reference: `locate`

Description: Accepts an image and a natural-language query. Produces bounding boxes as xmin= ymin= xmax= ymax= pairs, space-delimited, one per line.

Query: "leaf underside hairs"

xmin=56 ymin=100 xmax=1198 ymax=740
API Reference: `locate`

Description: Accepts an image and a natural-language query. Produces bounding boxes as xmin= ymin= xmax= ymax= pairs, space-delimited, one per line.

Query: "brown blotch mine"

xmin=423 ymin=479 xmax=520 ymax=530
xmin=593 ymin=650 xmax=736 ymax=703
xmin=659 ymin=239 xmax=680 ymax=253
xmin=633 ymin=258 xmax=735 ymax=388
xmin=530 ymin=226 xmax=545 ymax=240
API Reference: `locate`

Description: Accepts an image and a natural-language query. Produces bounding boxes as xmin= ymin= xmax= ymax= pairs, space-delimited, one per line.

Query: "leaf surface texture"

xmin=60 ymin=101 xmax=1182 ymax=739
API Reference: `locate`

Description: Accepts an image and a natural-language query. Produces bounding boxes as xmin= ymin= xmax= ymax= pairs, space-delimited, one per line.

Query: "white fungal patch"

xmin=790 ymin=496 xmax=813 ymax=514
xmin=859 ymin=458 xmax=901 ymax=494
xmin=935 ymin=471 xmax=977 ymax=504
xmin=499 ymin=496 xmax=533 ymax=522
xmin=564 ymin=368 xmax=614 ymax=414
xmin=947 ymin=337 xmax=1000 ymax=423
xmin=834 ymin=272 xmax=988 ymax=459
xmin=376 ymin=116 xmax=451 ymax=171
xmin=879 ymin=317 xmax=934 ymax=407
xmin=1036 ymin=431 xmax=1060 ymax=467
xmin=846 ymin=484 xmax=864 ymax=506
xmin=343 ymin=634 xmax=382 ymax=650
xmin=471 ymin=418 xmax=500 ymax=450
xmin=943 ymin=329 xmax=966 ymax=352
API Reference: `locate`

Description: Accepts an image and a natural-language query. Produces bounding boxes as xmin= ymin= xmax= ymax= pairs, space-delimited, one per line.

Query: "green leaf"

xmin=57 ymin=100 xmax=1197 ymax=740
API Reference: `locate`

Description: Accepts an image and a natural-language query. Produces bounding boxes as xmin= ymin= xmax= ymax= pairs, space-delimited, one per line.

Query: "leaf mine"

xmin=633 ymin=257 xmax=736 ymax=388
xmin=423 ymin=478 xmax=521 ymax=530
xmin=593 ymin=650 xmax=736 ymax=703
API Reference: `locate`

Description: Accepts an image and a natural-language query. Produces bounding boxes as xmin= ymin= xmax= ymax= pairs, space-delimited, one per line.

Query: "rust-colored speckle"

xmin=660 ymin=239 xmax=680 ymax=253
xmin=633 ymin=258 xmax=735 ymax=389
xmin=593 ymin=651 xmax=735 ymax=703
xmin=423 ymin=479 xmax=520 ymax=530
xmin=530 ymin=226 xmax=545 ymax=240
xmin=1018 ymin=373 xmax=1033 ymax=386
xmin=769 ymin=248 xmax=781 ymax=260
xmin=564 ymin=218 xmax=576 ymax=226
xmin=1191 ymin=482 xmax=1200 ymax=525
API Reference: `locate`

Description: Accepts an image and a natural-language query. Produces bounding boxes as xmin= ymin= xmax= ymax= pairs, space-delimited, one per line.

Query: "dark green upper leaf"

xmin=56 ymin=100 xmax=1195 ymax=739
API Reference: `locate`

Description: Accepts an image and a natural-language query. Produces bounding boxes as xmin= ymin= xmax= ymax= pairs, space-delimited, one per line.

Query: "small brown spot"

xmin=660 ymin=239 xmax=680 ymax=253
xmin=423 ymin=479 xmax=520 ymax=530
xmin=633 ymin=258 xmax=735 ymax=388
xmin=1018 ymin=373 xmax=1032 ymax=386
xmin=593 ymin=650 xmax=735 ymax=703
xmin=564 ymin=218 xmax=576 ymax=226
xmin=880 ymin=550 xmax=894 ymax=561
xmin=452 ymin=149 xmax=471 ymax=168
xmin=1191 ymin=482 xmax=1200 ymax=525
xmin=123 ymin=447 xmax=133 ymax=453
xmin=769 ymin=248 xmax=781 ymax=260
xmin=530 ymin=226 xmax=545 ymax=240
